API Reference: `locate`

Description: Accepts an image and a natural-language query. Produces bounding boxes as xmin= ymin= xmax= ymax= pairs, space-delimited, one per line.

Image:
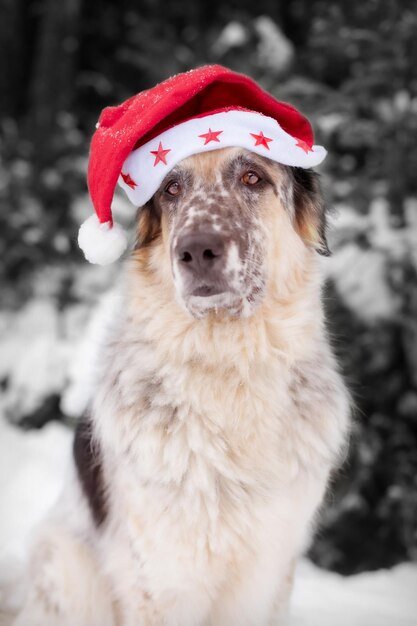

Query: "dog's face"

xmin=135 ymin=148 xmax=328 ymax=319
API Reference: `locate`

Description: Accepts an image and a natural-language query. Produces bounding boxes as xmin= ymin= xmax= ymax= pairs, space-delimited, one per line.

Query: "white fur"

xmin=13 ymin=521 xmax=115 ymax=626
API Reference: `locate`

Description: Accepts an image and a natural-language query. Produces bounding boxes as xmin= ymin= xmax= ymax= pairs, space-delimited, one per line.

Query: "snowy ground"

xmin=0 ymin=413 xmax=416 ymax=625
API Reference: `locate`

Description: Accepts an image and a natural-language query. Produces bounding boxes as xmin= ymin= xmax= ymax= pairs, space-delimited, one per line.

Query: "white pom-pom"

xmin=78 ymin=214 xmax=128 ymax=265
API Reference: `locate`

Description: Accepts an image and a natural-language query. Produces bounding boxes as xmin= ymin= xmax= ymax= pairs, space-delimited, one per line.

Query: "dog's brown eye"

xmin=165 ymin=181 xmax=181 ymax=196
xmin=241 ymin=171 xmax=261 ymax=186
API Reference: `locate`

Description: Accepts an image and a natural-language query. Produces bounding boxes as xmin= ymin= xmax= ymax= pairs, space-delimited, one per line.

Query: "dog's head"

xmin=133 ymin=147 xmax=328 ymax=319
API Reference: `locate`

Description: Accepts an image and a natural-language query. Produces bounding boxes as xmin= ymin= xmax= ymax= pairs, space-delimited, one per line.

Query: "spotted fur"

xmin=13 ymin=148 xmax=350 ymax=626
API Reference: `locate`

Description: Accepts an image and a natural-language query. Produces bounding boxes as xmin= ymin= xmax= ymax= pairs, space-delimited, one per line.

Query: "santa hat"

xmin=79 ymin=65 xmax=327 ymax=265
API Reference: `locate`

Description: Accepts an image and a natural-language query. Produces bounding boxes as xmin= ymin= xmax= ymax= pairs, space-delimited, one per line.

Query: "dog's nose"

xmin=175 ymin=232 xmax=225 ymax=276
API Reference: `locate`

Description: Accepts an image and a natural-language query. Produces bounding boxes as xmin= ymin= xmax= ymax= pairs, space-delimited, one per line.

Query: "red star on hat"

xmin=199 ymin=128 xmax=223 ymax=145
xmin=295 ymin=139 xmax=313 ymax=154
xmin=250 ymin=131 xmax=273 ymax=150
xmin=120 ymin=172 xmax=137 ymax=189
xmin=150 ymin=142 xmax=171 ymax=166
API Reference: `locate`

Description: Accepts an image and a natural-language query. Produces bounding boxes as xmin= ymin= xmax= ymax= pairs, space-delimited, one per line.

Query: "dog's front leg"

xmin=206 ymin=554 xmax=295 ymax=626
xmin=267 ymin=558 xmax=296 ymax=626
xmin=115 ymin=589 xmax=213 ymax=626
xmin=13 ymin=524 xmax=116 ymax=626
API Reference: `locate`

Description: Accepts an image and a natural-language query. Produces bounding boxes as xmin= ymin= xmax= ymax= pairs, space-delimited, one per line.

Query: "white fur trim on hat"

xmin=78 ymin=214 xmax=128 ymax=265
xmin=118 ymin=109 xmax=327 ymax=207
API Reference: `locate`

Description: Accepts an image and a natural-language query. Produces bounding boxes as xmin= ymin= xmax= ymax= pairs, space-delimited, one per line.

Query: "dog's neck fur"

xmin=125 ymin=236 xmax=325 ymax=373
xmin=90 ymin=238 xmax=343 ymax=489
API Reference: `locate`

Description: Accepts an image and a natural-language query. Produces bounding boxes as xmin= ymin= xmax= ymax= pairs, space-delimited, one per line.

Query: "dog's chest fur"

xmin=85 ymin=294 xmax=348 ymax=611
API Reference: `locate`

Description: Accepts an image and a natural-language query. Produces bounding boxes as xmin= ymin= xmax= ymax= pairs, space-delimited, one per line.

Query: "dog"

xmin=14 ymin=147 xmax=350 ymax=626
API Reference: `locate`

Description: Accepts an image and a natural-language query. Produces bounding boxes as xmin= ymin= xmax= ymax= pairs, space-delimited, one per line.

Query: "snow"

xmin=0 ymin=266 xmax=118 ymax=424
xmin=211 ymin=17 xmax=294 ymax=77
xmin=291 ymin=560 xmax=417 ymax=626
xmin=212 ymin=21 xmax=249 ymax=56
xmin=326 ymin=198 xmax=417 ymax=322
xmin=0 ymin=417 xmax=72 ymax=622
xmin=253 ymin=16 xmax=294 ymax=76
xmin=0 ymin=419 xmax=71 ymax=558
xmin=0 ymin=412 xmax=416 ymax=624
xmin=0 ymin=299 xmax=72 ymax=421
xmin=326 ymin=241 xmax=396 ymax=321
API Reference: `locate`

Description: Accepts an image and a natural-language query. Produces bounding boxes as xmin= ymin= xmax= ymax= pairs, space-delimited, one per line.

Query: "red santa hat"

xmin=79 ymin=65 xmax=327 ymax=265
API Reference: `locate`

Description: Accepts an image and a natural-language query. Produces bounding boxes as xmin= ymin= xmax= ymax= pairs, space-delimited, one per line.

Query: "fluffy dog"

xmin=14 ymin=147 xmax=350 ymax=626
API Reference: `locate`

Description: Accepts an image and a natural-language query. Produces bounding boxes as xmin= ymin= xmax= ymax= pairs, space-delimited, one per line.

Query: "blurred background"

xmin=0 ymin=0 xmax=416 ymax=577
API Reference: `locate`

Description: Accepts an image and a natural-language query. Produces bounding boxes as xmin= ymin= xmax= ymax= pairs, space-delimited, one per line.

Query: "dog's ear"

xmin=291 ymin=168 xmax=330 ymax=256
xmin=135 ymin=199 xmax=162 ymax=249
